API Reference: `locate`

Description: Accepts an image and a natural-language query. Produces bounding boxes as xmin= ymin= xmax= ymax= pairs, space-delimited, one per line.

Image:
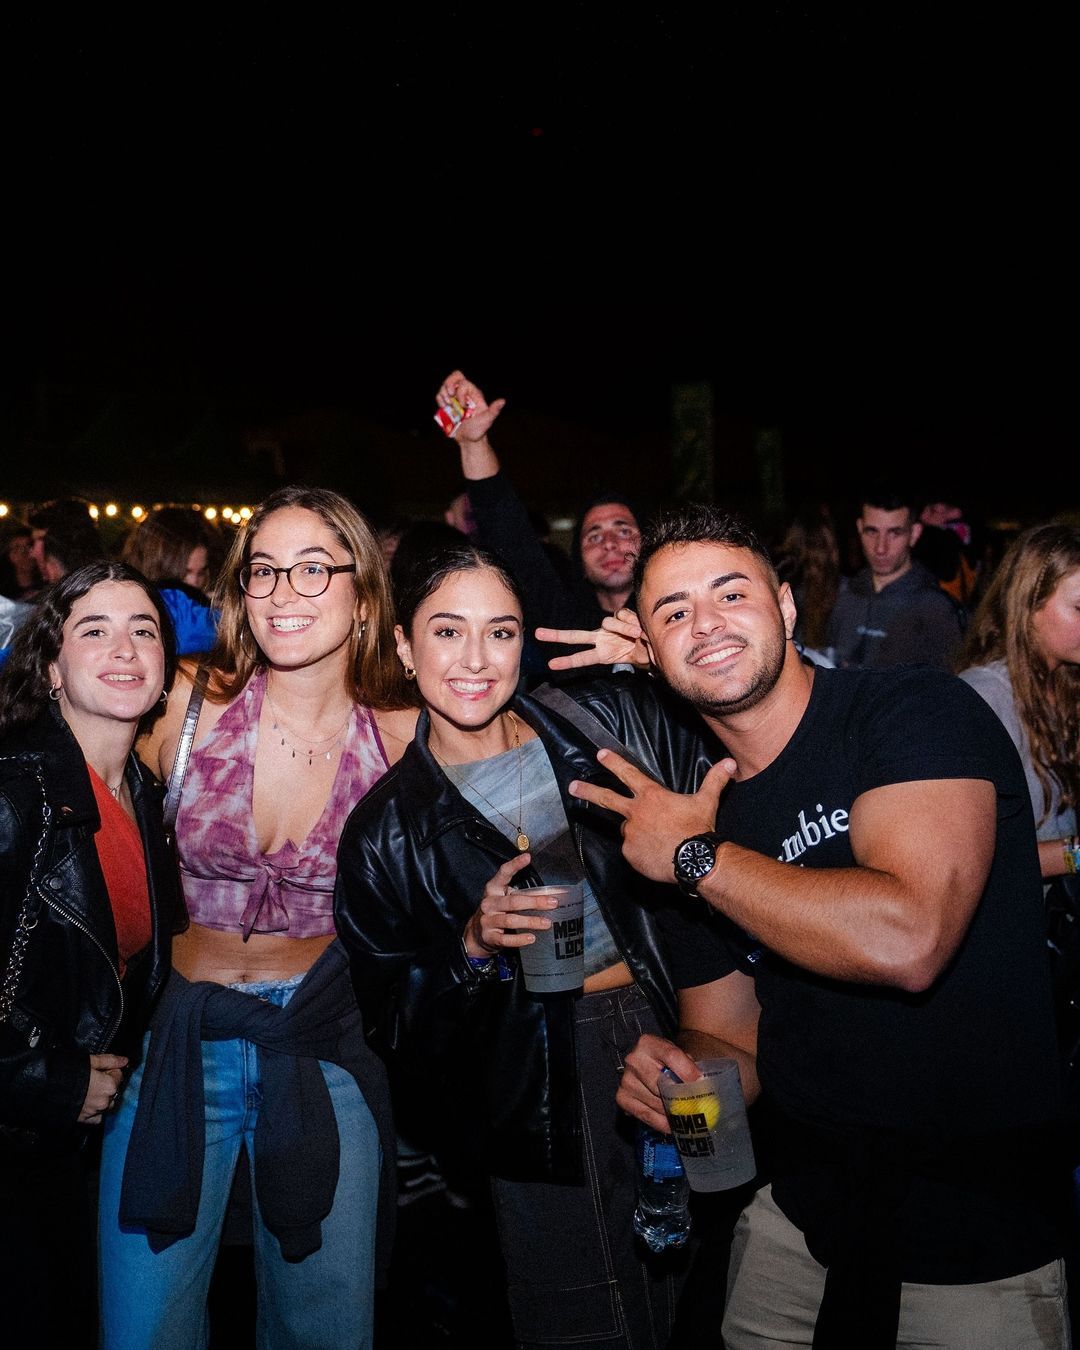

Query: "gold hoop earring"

xmin=403 ymin=665 xmax=416 ymax=680
xmin=49 ymin=685 xmax=62 ymax=702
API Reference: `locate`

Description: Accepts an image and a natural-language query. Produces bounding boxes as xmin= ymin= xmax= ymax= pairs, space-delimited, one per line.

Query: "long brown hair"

xmin=120 ymin=506 xmax=213 ymax=587
xmin=960 ymin=522 xmax=1080 ymax=824
xmin=206 ymin=486 xmax=410 ymax=711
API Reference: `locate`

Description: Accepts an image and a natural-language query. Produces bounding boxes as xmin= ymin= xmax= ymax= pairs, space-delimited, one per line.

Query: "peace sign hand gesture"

xmin=569 ymin=749 xmax=736 ymax=884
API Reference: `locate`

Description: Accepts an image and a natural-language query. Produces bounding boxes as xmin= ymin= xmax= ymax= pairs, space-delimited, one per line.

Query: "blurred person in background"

xmin=0 ymin=520 xmax=38 ymax=663
xmin=120 ymin=506 xmax=220 ymax=658
xmin=29 ymin=498 xmax=106 ymax=585
xmin=771 ymin=502 xmax=841 ymax=666
xmin=956 ymin=522 xmax=1080 ymax=882
xmin=825 ymin=482 xmax=964 ymax=671
xmin=956 ymin=521 xmax=1080 ymax=1327
xmin=0 ymin=518 xmax=43 ymax=602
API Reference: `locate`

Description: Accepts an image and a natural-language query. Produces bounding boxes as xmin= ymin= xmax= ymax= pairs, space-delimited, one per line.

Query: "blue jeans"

xmin=98 ymin=975 xmax=381 ymax=1350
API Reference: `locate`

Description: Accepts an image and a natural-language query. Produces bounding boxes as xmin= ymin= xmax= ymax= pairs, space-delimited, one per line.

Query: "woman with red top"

xmin=0 ymin=560 xmax=179 ymax=1346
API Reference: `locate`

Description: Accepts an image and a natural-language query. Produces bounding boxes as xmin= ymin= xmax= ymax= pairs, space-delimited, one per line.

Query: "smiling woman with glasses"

xmin=96 ymin=486 xmax=418 ymax=1350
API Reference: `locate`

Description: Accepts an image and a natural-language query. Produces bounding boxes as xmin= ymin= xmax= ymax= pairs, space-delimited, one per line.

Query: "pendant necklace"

xmin=265 ymin=685 xmax=352 ymax=767
xmin=433 ymin=710 xmax=530 ymax=852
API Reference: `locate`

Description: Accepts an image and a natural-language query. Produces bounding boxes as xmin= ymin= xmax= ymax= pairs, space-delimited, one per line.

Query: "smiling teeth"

xmin=450 ymin=680 xmax=490 ymax=692
xmin=270 ymin=618 xmax=313 ymax=631
xmin=104 ymin=674 xmax=138 ymax=682
xmin=696 ymin=646 xmax=743 ymax=666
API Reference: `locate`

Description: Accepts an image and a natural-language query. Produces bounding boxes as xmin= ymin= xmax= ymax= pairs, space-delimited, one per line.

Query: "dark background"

xmin=4 ymin=9 xmax=1073 ymax=535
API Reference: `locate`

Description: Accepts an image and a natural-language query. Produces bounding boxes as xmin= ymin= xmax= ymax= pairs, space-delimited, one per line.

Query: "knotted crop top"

xmin=176 ymin=670 xmax=391 ymax=939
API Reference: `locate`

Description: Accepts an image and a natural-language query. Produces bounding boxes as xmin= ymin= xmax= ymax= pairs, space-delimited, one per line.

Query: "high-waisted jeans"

xmin=97 ymin=974 xmax=381 ymax=1350
xmin=489 ymin=984 xmax=692 ymax=1349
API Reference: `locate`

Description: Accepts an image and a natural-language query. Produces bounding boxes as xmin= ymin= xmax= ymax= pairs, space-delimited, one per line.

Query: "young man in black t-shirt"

xmin=565 ymin=505 xmax=1070 ymax=1349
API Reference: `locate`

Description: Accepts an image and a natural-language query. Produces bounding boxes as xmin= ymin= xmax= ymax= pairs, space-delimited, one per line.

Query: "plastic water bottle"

xmin=632 ymin=1121 xmax=691 ymax=1254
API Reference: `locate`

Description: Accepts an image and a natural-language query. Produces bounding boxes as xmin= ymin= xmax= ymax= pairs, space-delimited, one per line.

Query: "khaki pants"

xmin=723 ymin=1183 xmax=1071 ymax=1350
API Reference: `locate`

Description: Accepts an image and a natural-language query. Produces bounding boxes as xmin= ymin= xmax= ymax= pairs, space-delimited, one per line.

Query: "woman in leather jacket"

xmin=0 ymin=560 xmax=178 ymax=1344
xmin=334 ymin=542 xmax=718 ymax=1350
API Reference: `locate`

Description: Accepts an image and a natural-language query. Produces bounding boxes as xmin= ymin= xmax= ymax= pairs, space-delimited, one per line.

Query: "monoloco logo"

xmin=553 ymin=915 xmax=584 ymax=961
xmin=777 ymin=803 xmax=849 ymax=863
xmin=670 ymin=1111 xmax=715 ymax=1158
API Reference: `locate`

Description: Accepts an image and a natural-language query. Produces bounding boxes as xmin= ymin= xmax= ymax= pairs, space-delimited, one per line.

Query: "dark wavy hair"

xmin=632 ymin=503 xmax=778 ymax=596
xmin=0 ymin=561 xmax=177 ymax=735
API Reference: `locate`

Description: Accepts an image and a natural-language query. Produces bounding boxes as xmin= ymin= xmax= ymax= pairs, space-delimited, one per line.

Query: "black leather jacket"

xmin=0 ymin=707 xmax=175 ymax=1149
xmin=334 ymin=673 xmax=718 ymax=1183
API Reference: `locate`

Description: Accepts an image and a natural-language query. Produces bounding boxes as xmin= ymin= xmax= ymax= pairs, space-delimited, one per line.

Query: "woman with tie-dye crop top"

xmin=97 ymin=486 xmax=418 ymax=1350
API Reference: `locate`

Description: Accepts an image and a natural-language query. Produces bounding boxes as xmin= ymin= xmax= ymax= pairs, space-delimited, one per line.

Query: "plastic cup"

xmin=657 ymin=1057 xmax=756 ymax=1192
xmin=513 ymin=884 xmax=585 ymax=994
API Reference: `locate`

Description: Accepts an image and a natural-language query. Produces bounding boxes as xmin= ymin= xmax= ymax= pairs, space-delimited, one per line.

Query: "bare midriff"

xmin=583 ymin=959 xmax=634 ymax=995
xmin=172 ymin=922 xmax=336 ymax=986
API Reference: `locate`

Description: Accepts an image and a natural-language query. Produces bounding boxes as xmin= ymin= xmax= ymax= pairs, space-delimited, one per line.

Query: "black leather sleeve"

xmin=0 ymin=792 xmax=91 ymax=1135
xmin=333 ymin=787 xmax=488 ymax=1068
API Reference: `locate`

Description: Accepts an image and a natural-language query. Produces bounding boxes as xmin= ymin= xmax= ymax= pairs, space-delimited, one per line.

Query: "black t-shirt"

xmin=663 ymin=665 xmax=1067 ymax=1281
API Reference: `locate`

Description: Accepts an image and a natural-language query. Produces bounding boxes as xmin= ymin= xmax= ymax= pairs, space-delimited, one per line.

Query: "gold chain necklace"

xmin=432 ymin=710 xmax=529 ymax=852
xmin=264 ymin=685 xmax=352 ymax=768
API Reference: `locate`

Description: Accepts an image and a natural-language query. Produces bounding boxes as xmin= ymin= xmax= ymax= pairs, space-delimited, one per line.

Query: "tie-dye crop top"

xmin=176 ymin=669 xmax=391 ymax=939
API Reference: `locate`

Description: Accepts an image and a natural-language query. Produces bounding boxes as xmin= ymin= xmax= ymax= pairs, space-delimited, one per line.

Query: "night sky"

xmin=6 ymin=11 xmax=1072 ymax=528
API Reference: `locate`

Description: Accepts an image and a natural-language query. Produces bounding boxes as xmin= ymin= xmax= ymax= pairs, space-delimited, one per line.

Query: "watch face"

xmin=679 ymin=838 xmax=716 ymax=880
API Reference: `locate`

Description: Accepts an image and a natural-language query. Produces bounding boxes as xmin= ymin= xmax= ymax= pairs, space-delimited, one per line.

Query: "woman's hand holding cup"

xmin=462 ymin=854 xmax=558 ymax=957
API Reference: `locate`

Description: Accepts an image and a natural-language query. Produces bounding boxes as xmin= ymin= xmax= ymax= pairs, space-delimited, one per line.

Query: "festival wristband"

xmin=463 ymin=942 xmax=514 ymax=981
xmin=1065 ymin=837 xmax=1079 ymax=875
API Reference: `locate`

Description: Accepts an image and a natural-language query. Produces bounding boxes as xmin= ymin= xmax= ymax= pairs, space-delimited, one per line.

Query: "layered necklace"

xmin=432 ymin=710 xmax=529 ymax=852
xmin=265 ymin=684 xmax=352 ymax=767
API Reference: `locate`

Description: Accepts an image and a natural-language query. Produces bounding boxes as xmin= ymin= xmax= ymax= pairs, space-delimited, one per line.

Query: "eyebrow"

xmin=247 ymin=545 xmax=336 ymax=562
xmin=584 ymin=517 xmax=637 ymax=530
xmin=427 ymin=612 xmax=521 ymax=623
xmin=649 ymin=572 xmax=750 ymax=616
xmin=74 ymin=613 xmax=159 ymax=627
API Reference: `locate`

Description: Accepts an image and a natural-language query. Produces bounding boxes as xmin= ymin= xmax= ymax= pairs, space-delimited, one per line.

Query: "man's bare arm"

xmin=436 ymin=369 xmax=504 ymax=479
xmin=572 ymin=752 xmax=997 ymax=994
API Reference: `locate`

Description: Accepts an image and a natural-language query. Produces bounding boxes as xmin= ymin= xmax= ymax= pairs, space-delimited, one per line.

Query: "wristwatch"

xmin=672 ymin=832 xmax=723 ymax=897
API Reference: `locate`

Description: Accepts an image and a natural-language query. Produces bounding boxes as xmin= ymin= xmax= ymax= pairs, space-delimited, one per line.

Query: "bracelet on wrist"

xmin=1065 ymin=837 xmax=1079 ymax=875
xmin=461 ymin=938 xmax=513 ymax=981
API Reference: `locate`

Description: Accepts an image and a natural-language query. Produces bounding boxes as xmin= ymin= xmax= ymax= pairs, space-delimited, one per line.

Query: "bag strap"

xmin=529 ymin=681 xmax=658 ymax=783
xmin=0 ymin=763 xmax=53 ymax=1026
xmin=163 ymin=663 xmax=211 ymax=839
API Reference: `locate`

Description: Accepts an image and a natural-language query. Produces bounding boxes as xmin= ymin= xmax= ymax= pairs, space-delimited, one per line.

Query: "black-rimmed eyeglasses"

xmin=237 ymin=562 xmax=357 ymax=598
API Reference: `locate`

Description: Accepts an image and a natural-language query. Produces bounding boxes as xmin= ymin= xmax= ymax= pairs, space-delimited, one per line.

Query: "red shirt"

xmin=88 ymin=766 xmax=151 ymax=979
